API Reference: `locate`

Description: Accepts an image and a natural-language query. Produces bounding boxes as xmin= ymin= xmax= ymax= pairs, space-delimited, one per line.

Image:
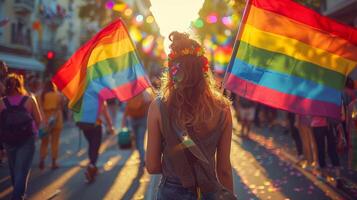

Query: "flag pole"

xmin=222 ymin=0 xmax=252 ymax=92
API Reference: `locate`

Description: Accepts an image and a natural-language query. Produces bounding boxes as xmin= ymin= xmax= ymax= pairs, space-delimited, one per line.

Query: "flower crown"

xmin=168 ymin=46 xmax=209 ymax=73
xmin=167 ymin=46 xmax=210 ymax=88
xmin=168 ymin=46 xmax=204 ymax=60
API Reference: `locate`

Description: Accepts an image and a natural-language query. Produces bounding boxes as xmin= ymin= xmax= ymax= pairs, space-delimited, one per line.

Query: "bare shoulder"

xmin=28 ymin=95 xmax=37 ymax=104
xmin=148 ymin=98 xmax=160 ymax=117
xmin=24 ymin=95 xmax=34 ymax=108
xmin=148 ymin=98 xmax=163 ymax=132
xmin=215 ymin=103 xmax=232 ymax=127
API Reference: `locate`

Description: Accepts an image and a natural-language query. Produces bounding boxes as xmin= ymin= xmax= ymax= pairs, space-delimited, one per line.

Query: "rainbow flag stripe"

xmin=52 ymin=19 xmax=151 ymax=122
xmin=225 ymin=0 xmax=357 ymax=119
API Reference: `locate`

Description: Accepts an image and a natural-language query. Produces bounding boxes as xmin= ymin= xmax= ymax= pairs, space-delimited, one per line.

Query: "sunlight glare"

xmin=150 ymin=0 xmax=205 ymax=53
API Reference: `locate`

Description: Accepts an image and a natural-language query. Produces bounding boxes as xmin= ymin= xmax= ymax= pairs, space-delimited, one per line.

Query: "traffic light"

xmin=44 ymin=51 xmax=56 ymax=74
xmin=46 ymin=51 xmax=55 ymax=60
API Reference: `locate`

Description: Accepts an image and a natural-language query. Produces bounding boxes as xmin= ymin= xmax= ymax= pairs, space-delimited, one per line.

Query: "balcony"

xmin=323 ymin=0 xmax=357 ymax=15
xmin=13 ymin=0 xmax=34 ymax=13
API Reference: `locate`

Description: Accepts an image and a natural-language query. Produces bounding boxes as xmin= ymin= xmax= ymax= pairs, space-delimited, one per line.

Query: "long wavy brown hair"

xmin=160 ymin=31 xmax=230 ymax=132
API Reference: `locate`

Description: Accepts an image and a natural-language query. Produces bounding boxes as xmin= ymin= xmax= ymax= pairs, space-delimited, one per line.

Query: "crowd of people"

xmin=0 ymin=60 xmax=153 ymax=199
xmin=231 ymin=78 xmax=357 ymax=183
xmin=1 ymin=29 xmax=357 ymax=199
xmin=0 ymin=61 xmax=42 ymax=200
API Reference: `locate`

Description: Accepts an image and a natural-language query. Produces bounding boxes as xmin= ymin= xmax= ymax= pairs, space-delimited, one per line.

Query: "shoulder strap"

xmin=19 ymin=96 xmax=29 ymax=107
xmin=2 ymin=97 xmax=11 ymax=108
xmin=156 ymin=98 xmax=171 ymax=137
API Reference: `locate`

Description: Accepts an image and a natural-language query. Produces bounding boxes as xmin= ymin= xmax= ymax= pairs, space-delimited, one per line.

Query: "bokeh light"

xmin=129 ymin=26 xmax=143 ymax=42
xmin=142 ymin=35 xmax=155 ymax=53
xmin=222 ymin=16 xmax=233 ymax=27
xmin=146 ymin=16 xmax=155 ymax=24
xmin=113 ymin=3 xmax=127 ymax=12
xmin=135 ymin=15 xmax=144 ymax=23
xmin=224 ymin=29 xmax=232 ymax=36
xmin=206 ymin=14 xmax=218 ymax=24
xmin=194 ymin=18 xmax=204 ymax=28
xmin=105 ymin=0 xmax=114 ymax=10
xmin=124 ymin=8 xmax=133 ymax=17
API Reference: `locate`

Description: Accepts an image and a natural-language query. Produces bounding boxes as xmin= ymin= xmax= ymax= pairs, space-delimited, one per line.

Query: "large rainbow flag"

xmin=52 ymin=19 xmax=151 ymax=123
xmin=224 ymin=0 xmax=357 ymax=119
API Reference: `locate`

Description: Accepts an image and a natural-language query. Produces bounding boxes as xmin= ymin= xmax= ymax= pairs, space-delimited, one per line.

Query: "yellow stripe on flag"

xmin=87 ymin=38 xmax=135 ymax=67
xmin=240 ymin=24 xmax=357 ymax=75
xmin=62 ymin=38 xmax=135 ymax=102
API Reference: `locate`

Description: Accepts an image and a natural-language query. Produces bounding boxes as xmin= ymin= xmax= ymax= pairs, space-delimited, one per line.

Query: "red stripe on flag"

xmin=225 ymin=73 xmax=341 ymax=119
xmin=98 ymin=76 xmax=151 ymax=102
xmin=251 ymin=0 xmax=357 ymax=46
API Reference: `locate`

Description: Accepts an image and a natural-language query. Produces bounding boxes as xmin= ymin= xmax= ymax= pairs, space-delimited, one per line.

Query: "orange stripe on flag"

xmin=247 ymin=5 xmax=357 ymax=62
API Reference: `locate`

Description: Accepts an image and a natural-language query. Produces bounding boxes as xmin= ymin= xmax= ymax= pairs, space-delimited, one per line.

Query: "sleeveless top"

xmin=43 ymin=91 xmax=61 ymax=111
xmin=42 ymin=91 xmax=63 ymax=129
xmin=157 ymin=98 xmax=227 ymax=192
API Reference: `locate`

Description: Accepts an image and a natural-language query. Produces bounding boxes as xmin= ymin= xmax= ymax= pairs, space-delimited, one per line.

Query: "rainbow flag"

xmin=224 ymin=0 xmax=357 ymax=119
xmin=52 ymin=19 xmax=151 ymax=123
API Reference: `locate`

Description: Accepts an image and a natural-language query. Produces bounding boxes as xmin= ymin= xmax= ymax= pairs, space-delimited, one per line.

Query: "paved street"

xmin=0 ymin=111 xmax=347 ymax=200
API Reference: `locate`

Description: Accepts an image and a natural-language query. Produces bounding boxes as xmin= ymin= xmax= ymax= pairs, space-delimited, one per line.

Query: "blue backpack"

xmin=0 ymin=96 xmax=34 ymax=145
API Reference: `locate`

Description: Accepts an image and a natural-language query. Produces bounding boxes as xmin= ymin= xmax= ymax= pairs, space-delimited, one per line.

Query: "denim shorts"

xmin=156 ymin=177 xmax=215 ymax=200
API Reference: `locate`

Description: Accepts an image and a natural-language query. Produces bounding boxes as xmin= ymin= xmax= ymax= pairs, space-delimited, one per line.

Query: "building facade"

xmin=321 ymin=0 xmax=357 ymax=27
xmin=38 ymin=0 xmax=82 ymax=59
xmin=0 ymin=0 xmax=84 ymax=73
xmin=0 ymin=0 xmax=44 ymax=72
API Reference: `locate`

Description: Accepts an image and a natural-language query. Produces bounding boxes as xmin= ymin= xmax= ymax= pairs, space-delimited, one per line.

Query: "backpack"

xmin=0 ymin=96 xmax=34 ymax=145
xmin=125 ymin=92 xmax=151 ymax=118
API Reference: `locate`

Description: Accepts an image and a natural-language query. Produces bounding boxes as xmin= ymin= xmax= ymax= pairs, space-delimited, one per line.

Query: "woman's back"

xmin=154 ymin=97 xmax=232 ymax=195
xmin=42 ymin=91 xmax=61 ymax=111
xmin=146 ymin=31 xmax=233 ymax=199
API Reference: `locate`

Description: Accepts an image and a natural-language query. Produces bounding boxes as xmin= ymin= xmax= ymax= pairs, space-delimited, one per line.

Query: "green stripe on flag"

xmin=236 ymin=41 xmax=345 ymax=90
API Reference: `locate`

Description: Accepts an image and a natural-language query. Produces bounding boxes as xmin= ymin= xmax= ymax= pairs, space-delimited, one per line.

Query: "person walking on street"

xmin=0 ymin=61 xmax=8 ymax=96
xmin=38 ymin=80 xmax=64 ymax=170
xmin=238 ymin=96 xmax=255 ymax=137
xmin=0 ymin=73 xmax=42 ymax=200
xmin=288 ymin=113 xmax=303 ymax=160
xmin=297 ymin=115 xmax=318 ymax=168
xmin=146 ymin=32 xmax=235 ymax=199
xmin=121 ymin=90 xmax=153 ymax=165
xmin=311 ymin=116 xmax=341 ymax=178
xmin=76 ymin=100 xmax=115 ymax=183
xmin=0 ymin=61 xmax=8 ymax=166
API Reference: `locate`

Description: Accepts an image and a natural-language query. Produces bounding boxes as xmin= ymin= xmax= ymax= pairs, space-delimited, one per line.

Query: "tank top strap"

xmin=209 ymin=108 xmax=226 ymax=135
xmin=156 ymin=98 xmax=171 ymax=138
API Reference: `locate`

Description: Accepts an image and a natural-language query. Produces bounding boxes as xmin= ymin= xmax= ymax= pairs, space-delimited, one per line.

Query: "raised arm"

xmin=101 ymin=101 xmax=115 ymax=135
